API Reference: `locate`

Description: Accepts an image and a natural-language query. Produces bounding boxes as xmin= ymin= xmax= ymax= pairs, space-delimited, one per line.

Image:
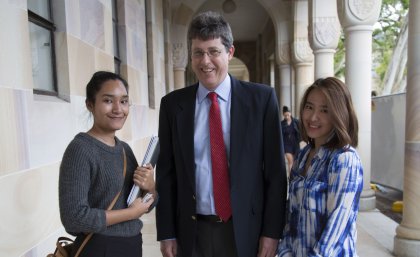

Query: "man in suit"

xmin=156 ymin=11 xmax=287 ymax=257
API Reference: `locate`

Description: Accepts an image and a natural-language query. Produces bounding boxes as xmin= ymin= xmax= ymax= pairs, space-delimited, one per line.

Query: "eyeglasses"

xmin=192 ymin=49 xmax=223 ymax=59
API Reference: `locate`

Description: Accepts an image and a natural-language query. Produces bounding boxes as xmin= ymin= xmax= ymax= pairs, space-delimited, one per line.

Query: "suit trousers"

xmin=189 ymin=215 xmax=238 ymax=257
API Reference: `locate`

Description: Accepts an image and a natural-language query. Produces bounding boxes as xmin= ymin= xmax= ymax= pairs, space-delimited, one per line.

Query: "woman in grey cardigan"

xmin=59 ymin=71 xmax=156 ymax=257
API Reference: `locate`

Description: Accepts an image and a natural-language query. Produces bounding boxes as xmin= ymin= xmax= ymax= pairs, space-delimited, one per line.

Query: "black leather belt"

xmin=196 ymin=214 xmax=224 ymax=223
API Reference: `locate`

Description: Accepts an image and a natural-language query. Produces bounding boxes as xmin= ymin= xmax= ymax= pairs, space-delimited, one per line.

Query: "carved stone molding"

xmin=349 ymin=0 xmax=378 ymax=21
xmin=314 ymin=17 xmax=341 ymax=47
xmin=292 ymin=38 xmax=313 ymax=64
xmin=337 ymin=0 xmax=381 ymax=27
xmin=279 ymin=42 xmax=291 ymax=65
xmin=172 ymin=43 xmax=188 ymax=69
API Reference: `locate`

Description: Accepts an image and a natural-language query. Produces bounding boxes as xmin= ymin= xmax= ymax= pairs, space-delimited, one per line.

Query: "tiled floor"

xmin=142 ymin=209 xmax=398 ymax=257
xmin=357 ymin=210 xmax=398 ymax=257
xmin=141 ymin=210 xmax=161 ymax=257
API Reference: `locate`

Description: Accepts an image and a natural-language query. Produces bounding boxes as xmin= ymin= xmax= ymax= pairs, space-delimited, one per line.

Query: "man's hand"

xmin=257 ymin=236 xmax=279 ymax=257
xmin=160 ymin=239 xmax=177 ymax=257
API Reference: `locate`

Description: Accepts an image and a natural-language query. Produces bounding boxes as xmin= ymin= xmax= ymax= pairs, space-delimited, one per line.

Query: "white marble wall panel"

xmin=103 ymin=4 xmax=114 ymax=55
xmin=122 ymin=0 xmax=147 ymax=70
xmin=95 ymin=48 xmax=114 ymax=71
xmin=0 ymin=163 xmax=62 ymax=257
xmin=127 ymin=30 xmax=147 ymax=70
xmin=99 ymin=0 xmax=111 ymax=10
xmin=7 ymin=0 xmax=26 ymax=9
xmin=55 ymin=32 xmax=71 ymax=100
xmin=67 ymin=35 xmax=96 ymax=97
xmin=138 ymin=69 xmax=150 ymax=104
xmin=124 ymin=0 xmax=145 ymax=33
xmin=123 ymin=66 xmax=140 ymax=103
xmin=114 ymin=0 xmax=149 ymax=108
xmin=70 ymin=96 xmax=94 ymax=135
xmin=118 ymin=111 xmax=134 ymax=142
xmin=131 ymin=137 xmax=155 ymax=165
xmin=80 ymin=0 xmax=105 ymax=49
xmin=65 ymin=0 xmax=81 ymax=37
xmin=129 ymin=105 xmax=158 ymax=140
xmin=0 ymin=88 xmax=30 ymax=174
xmin=0 ymin=2 xmax=33 ymax=90
xmin=122 ymin=66 xmax=149 ymax=106
xmin=21 ymin=227 xmax=72 ymax=257
xmin=147 ymin=0 xmax=166 ymax=109
xmin=27 ymin=94 xmax=87 ymax=168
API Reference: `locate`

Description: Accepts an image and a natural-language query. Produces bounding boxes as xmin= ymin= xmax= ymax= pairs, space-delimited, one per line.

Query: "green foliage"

xmin=373 ymin=0 xmax=409 ymax=85
xmin=334 ymin=33 xmax=345 ymax=79
xmin=334 ymin=0 xmax=409 ymax=86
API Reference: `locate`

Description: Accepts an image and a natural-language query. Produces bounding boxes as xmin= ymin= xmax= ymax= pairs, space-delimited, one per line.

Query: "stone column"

xmin=309 ymin=0 xmax=341 ymax=79
xmin=277 ymin=40 xmax=292 ymax=111
xmin=292 ymin=0 xmax=314 ymax=115
xmin=394 ymin=1 xmax=420 ymax=256
xmin=274 ymin=19 xmax=293 ymax=113
xmin=337 ymin=0 xmax=381 ymax=211
xmin=279 ymin=64 xmax=292 ymax=110
xmin=172 ymin=42 xmax=188 ymax=89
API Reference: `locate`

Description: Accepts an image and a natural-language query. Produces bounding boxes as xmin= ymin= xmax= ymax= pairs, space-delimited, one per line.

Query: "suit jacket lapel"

xmin=230 ymin=77 xmax=250 ymax=182
xmin=176 ymin=85 xmax=197 ymax=189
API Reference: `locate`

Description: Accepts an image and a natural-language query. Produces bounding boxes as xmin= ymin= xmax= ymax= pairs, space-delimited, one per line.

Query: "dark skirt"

xmin=72 ymin=233 xmax=142 ymax=257
xmin=284 ymin=144 xmax=297 ymax=155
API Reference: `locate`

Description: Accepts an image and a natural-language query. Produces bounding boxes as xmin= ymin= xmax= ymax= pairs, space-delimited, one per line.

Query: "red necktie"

xmin=208 ymin=92 xmax=232 ymax=221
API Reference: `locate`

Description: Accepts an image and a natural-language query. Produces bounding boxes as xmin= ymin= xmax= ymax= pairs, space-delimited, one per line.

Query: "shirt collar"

xmin=197 ymin=75 xmax=231 ymax=104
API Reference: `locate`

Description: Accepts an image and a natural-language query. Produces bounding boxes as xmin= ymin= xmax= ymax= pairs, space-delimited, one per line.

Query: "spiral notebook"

xmin=127 ymin=136 xmax=160 ymax=206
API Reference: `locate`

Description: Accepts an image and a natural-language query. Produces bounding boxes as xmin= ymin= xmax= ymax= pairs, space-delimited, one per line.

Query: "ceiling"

xmin=172 ymin=0 xmax=272 ymax=81
xmin=196 ymin=0 xmax=270 ymax=42
xmin=195 ymin=0 xmax=271 ymax=80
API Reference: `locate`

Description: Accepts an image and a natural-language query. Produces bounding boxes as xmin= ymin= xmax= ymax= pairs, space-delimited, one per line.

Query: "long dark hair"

xmin=299 ymin=77 xmax=359 ymax=148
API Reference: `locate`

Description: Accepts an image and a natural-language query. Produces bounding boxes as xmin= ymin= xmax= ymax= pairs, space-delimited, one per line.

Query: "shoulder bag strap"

xmin=74 ymin=148 xmax=127 ymax=257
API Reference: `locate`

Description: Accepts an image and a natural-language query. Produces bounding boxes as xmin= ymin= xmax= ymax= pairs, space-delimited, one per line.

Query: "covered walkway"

xmin=1 ymin=0 xmax=419 ymax=256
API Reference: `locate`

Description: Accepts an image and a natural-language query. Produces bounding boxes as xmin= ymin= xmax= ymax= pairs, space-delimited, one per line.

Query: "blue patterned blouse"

xmin=278 ymin=144 xmax=363 ymax=257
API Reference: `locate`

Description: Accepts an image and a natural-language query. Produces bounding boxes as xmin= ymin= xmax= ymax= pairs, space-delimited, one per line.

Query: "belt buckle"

xmin=215 ymin=216 xmax=223 ymax=223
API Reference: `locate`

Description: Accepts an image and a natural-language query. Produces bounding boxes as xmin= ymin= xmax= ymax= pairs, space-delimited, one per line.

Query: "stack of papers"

xmin=127 ymin=136 xmax=160 ymax=206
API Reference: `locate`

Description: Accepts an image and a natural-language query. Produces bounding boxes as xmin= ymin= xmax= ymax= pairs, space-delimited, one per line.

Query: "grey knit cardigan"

xmin=59 ymin=133 xmax=142 ymax=237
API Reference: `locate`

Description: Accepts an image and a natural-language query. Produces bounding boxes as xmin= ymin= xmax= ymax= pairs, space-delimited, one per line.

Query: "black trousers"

xmin=187 ymin=215 xmax=238 ymax=257
xmin=72 ymin=233 xmax=142 ymax=257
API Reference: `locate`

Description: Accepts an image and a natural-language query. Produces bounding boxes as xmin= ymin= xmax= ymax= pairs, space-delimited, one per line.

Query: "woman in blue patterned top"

xmin=278 ymin=77 xmax=363 ymax=257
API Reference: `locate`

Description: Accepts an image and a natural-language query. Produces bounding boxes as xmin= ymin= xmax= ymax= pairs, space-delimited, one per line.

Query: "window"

xmin=28 ymin=0 xmax=57 ymax=96
xmin=112 ymin=0 xmax=121 ymax=74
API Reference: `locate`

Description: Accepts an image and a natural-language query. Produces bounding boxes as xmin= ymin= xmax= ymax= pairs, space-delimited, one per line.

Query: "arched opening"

xmin=229 ymin=57 xmax=249 ymax=81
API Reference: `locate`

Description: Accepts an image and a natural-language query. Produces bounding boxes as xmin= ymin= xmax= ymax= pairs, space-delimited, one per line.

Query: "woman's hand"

xmin=105 ymin=194 xmax=154 ymax=225
xmin=128 ymin=195 xmax=154 ymax=219
xmin=133 ymin=164 xmax=155 ymax=193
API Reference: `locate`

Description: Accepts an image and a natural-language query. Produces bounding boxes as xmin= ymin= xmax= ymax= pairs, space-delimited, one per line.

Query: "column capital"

xmin=308 ymin=0 xmax=341 ymax=50
xmin=292 ymin=37 xmax=314 ymax=64
xmin=172 ymin=43 xmax=188 ymax=70
xmin=275 ymin=20 xmax=292 ymax=66
xmin=309 ymin=16 xmax=341 ymax=50
xmin=337 ymin=0 xmax=382 ymax=28
xmin=277 ymin=41 xmax=291 ymax=65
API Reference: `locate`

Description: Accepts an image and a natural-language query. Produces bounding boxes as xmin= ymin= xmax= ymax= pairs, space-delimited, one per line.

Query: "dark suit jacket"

xmin=156 ymin=75 xmax=287 ymax=257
